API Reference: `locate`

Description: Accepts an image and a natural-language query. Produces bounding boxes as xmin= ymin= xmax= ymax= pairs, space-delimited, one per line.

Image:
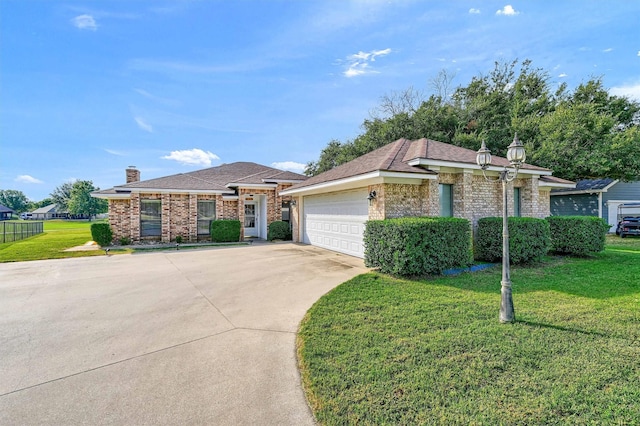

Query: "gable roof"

xmin=93 ymin=162 xmax=307 ymax=197
xmin=284 ymin=138 xmax=555 ymax=193
xmin=31 ymin=204 xmax=61 ymax=214
xmin=0 ymin=204 xmax=14 ymax=213
xmin=551 ymin=178 xmax=617 ymax=195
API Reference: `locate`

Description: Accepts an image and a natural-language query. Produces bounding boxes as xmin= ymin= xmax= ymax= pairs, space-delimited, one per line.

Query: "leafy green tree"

xmin=50 ymin=182 xmax=74 ymax=211
xmin=67 ymin=180 xmax=107 ymax=220
xmin=0 ymin=189 xmax=29 ymax=213
xmin=28 ymin=198 xmax=54 ymax=210
xmin=307 ymin=59 xmax=640 ymax=181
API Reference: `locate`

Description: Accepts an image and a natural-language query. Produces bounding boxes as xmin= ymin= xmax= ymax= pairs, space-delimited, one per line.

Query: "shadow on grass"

xmin=425 ymin=249 xmax=640 ymax=300
xmin=518 ymin=319 xmax=612 ymax=338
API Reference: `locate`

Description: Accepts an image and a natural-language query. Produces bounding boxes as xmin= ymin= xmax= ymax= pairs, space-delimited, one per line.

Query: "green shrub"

xmin=547 ymin=216 xmax=609 ymax=256
xmin=210 ymin=219 xmax=241 ymax=242
xmin=119 ymin=236 xmax=131 ymax=246
xmin=175 ymin=235 xmax=183 ymax=244
xmin=268 ymin=221 xmax=291 ymax=241
xmin=364 ymin=217 xmax=472 ymax=276
xmin=475 ymin=217 xmax=550 ymax=264
xmin=90 ymin=223 xmax=113 ymax=247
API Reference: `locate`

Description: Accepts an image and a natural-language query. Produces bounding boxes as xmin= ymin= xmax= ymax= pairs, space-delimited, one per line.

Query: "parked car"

xmin=20 ymin=213 xmax=32 ymax=220
xmin=615 ymin=203 xmax=640 ymax=238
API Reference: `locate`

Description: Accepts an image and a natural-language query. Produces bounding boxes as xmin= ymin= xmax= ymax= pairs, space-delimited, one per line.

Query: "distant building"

xmin=550 ymin=179 xmax=640 ymax=232
xmin=0 ymin=204 xmax=14 ymax=220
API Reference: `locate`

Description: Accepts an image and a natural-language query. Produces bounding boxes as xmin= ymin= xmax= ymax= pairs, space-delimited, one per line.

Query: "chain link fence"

xmin=0 ymin=221 xmax=44 ymax=243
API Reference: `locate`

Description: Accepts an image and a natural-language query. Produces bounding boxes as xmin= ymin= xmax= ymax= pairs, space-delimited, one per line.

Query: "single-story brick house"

xmin=550 ymin=178 xmax=640 ymax=232
xmin=92 ymin=163 xmax=307 ymax=243
xmin=280 ymin=138 xmax=575 ymax=258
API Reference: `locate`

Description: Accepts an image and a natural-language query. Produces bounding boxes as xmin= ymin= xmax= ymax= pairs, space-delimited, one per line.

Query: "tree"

xmin=28 ymin=198 xmax=54 ymax=210
xmin=67 ymin=180 xmax=107 ymax=220
xmin=50 ymin=182 xmax=74 ymax=212
xmin=0 ymin=189 xmax=29 ymax=213
xmin=307 ymin=59 xmax=640 ymax=181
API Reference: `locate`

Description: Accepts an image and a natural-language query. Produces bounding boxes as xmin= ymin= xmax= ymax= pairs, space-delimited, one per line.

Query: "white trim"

xmin=598 ymin=192 xmax=603 ymax=219
xmin=280 ymin=170 xmax=436 ymax=196
xmin=406 ymin=158 xmax=552 ymax=176
xmin=116 ymin=187 xmax=234 ymax=195
xmin=227 ymin=183 xmax=278 ymax=189
xmin=222 ymin=195 xmax=239 ymax=201
xmin=601 ymin=179 xmax=619 ymax=192
xmin=539 ymin=181 xmax=576 ymax=189
xmin=550 ymin=180 xmax=619 ymax=196
xmin=91 ymin=193 xmax=131 ymax=200
xmin=261 ymin=179 xmax=306 ymax=184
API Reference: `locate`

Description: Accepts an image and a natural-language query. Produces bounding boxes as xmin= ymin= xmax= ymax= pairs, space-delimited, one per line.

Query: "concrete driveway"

xmin=0 ymin=243 xmax=367 ymax=425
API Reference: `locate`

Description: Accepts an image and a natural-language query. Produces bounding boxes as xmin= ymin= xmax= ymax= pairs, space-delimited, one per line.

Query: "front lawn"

xmin=0 ymin=220 xmax=128 ymax=262
xmin=298 ymin=238 xmax=640 ymax=425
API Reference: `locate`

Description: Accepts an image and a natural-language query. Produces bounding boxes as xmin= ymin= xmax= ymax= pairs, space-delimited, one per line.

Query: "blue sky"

xmin=1 ymin=1 xmax=639 ymax=202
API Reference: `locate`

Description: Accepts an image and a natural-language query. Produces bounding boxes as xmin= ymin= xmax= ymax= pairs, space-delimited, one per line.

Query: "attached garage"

xmin=302 ymin=189 xmax=368 ymax=258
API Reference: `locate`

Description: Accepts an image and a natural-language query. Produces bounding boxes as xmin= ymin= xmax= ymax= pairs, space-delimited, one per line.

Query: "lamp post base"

xmin=499 ymin=281 xmax=515 ymax=323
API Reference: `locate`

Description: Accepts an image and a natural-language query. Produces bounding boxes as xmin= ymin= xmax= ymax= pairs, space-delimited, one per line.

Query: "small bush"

xmin=268 ymin=221 xmax=292 ymax=241
xmin=175 ymin=235 xmax=183 ymax=244
xmin=364 ymin=217 xmax=472 ymax=276
xmin=91 ymin=223 xmax=113 ymax=247
xmin=119 ymin=236 xmax=131 ymax=246
xmin=210 ymin=219 xmax=241 ymax=242
xmin=475 ymin=217 xmax=550 ymax=264
xmin=547 ymin=216 xmax=609 ymax=256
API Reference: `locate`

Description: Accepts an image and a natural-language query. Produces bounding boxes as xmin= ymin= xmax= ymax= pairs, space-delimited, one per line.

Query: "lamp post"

xmin=476 ymin=135 xmax=526 ymax=323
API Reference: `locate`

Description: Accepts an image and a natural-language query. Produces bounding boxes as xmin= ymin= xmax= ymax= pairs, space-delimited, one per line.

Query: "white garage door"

xmin=303 ymin=189 xmax=369 ymax=258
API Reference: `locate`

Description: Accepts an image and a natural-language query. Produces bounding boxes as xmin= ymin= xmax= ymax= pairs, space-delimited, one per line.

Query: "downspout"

xmin=598 ymin=192 xmax=603 ymax=219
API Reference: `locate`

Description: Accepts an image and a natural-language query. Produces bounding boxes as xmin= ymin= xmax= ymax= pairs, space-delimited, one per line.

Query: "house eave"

xmin=280 ymin=170 xmax=437 ymax=196
xmin=227 ymin=183 xmax=278 ymax=189
xmin=407 ymin=158 xmax=552 ymax=176
xmin=261 ymin=179 xmax=306 ymax=184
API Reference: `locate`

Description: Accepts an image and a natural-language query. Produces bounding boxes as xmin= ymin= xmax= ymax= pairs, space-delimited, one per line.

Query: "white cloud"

xmin=162 ymin=149 xmax=220 ymax=166
xmin=496 ymin=5 xmax=519 ymax=16
xmin=469 ymin=8 xmax=481 ymax=14
xmin=637 ymin=51 xmax=640 ymax=57
xmin=610 ymin=82 xmax=640 ymax=101
xmin=134 ymin=116 xmax=153 ymax=132
xmin=105 ymin=149 xmax=125 ymax=156
xmin=342 ymin=48 xmax=392 ymax=78
xmin=15 ymin=175 xmax=43 ymax=184
xmin=271 ymin=161 xmax=306 ymax=173
xmin=603 ymin=48 xmax=613 ymax=53
xmin=558 ymin=73 xmax=567 ymax=78
xmin=71 ymin=14 xmax=97 ymax=31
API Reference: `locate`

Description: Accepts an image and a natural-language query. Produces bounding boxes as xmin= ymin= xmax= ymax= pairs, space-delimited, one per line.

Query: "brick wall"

xmin=106 ymin=188 xmax=286 ymax=244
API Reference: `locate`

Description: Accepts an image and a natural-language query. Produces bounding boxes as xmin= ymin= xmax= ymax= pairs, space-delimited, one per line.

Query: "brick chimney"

xmin=126 ymin=166 xmax=140 ymax=183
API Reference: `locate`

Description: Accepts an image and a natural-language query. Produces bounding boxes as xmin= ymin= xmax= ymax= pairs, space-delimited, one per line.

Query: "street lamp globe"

xmin=476 ymin=140 xmax=492 ymax=170
xmin=506 ymin=134 xmax=526 ymax=167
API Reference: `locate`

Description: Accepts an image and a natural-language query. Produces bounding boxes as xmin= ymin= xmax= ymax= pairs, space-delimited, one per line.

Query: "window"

xmin=514 ymin=188 xmax=522 ymax=217
xmin=140 ymin=200 xmax=161 ymax=237
xmin=281 ymin=200 xmax=291 ymax=223
xmin=197 ymin=200 xmax=216 ymax=235
xmin=439 ymin=184 xmax=453 ymax=217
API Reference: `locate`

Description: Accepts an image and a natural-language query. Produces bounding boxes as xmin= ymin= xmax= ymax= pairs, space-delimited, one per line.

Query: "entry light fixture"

xmin=291 ymin=199 xmax=297 ymax=207
xmin=367 ymin=190 xmax=377 ymax=205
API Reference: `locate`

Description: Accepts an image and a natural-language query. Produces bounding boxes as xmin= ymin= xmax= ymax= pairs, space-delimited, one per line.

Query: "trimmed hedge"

xmin=475 ymin=217 xmax=550 ymax=264
xmin=547 ymin=216 xmax=609 ymax=256
xmin=91 ymin=223 xmax=113 ymax=247
xmin=364 ymin=217 xmax=472 ymax=276
xmin=268 ymin=221 xmax=292 ymax=241
xmin=210 ymin=219 xmax=241 ymax=242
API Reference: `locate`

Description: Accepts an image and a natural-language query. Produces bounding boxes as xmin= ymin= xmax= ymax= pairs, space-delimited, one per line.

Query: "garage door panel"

xmin=303 ymin=189 xmax=368 ymax=258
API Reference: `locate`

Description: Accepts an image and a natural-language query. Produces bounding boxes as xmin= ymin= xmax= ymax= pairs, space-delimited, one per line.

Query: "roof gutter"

xmin=280 ymin=170 xmax=436 ymax=196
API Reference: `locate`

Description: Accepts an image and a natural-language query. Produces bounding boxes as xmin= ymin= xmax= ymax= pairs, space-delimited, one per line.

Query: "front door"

xmin=244 ymin=202 xmax=258 ymax=237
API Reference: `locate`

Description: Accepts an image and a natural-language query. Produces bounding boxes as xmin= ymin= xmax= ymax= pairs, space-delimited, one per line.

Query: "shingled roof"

xmin=94 ymin=162 xmax=307 ymax=195
xmin=288 ymin=138 xmax=552 ymax=191
xmin=551 ymin=178 xmax=616 ymax=194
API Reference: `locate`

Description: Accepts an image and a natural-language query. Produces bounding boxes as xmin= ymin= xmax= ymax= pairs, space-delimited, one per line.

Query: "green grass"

xmin=0 ymin=220 xmax=130 ymax=262
xmin=298 ymin=237 xmax=640 ymax=425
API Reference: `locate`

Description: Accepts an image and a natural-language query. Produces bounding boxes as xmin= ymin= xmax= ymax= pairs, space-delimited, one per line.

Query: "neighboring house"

xmin=281 ymin=138 xmax=575 ymax=258
xmin=92 ymin=163 xmax=307 ymax=243
xmin=0 ymin=204 xmax=14 ymax=220
xmin=550 ymin=178 xmax=640 ymax=232
xmin=30 ymin=204 xmax=70 ymax=220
